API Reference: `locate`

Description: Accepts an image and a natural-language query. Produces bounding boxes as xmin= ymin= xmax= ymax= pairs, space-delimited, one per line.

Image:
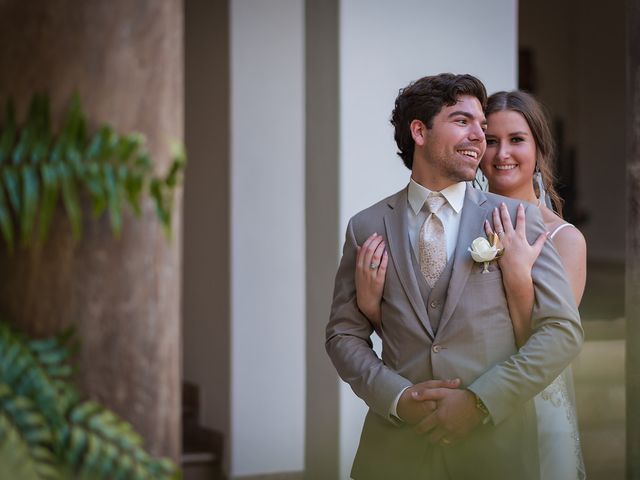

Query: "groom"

xmin=325 ymin=73 xmax=583 ymax=479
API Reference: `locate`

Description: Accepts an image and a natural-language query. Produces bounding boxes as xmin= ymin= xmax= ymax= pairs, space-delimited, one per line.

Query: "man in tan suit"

xmin=326 ymin=73 xmax=583 ymax=479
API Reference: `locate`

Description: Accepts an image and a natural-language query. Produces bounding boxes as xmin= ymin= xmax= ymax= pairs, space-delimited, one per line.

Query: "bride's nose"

xmin=497 ymin=142 xmax=511 ymax=160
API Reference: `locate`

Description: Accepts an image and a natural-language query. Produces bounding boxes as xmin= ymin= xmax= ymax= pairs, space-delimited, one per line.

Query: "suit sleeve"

xmin=326 ymin=218 xmax=412 ymax=422
xmin=468 ymin=203 xmax=584 ymax=425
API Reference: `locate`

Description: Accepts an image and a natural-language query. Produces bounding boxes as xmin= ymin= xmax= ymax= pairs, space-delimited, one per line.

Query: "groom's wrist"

xmin=468 ymin=390 xmax=491 ymax=425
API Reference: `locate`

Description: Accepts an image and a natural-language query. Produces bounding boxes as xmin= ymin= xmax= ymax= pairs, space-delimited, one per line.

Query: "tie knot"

xmin=426 ymin=193 xmax=446 ymax=214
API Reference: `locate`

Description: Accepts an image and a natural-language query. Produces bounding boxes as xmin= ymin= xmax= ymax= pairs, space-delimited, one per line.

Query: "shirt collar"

xmin=408 ymin=178 xmax=466 ymax=215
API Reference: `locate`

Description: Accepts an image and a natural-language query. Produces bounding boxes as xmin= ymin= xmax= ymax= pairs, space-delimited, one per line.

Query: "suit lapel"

xmin=438 ymin=185 xmax=491 ymax=333
xmin=383 ymin=189 xmax=435 ymax=339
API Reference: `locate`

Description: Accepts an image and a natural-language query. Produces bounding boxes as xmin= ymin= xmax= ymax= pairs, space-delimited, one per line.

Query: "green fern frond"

xmin=0 ymin=413 xmax=42 ymax=480
xmin=0 ymin=383 xmax=62 ymax=480
xmin=0 ymin=320 xmax=180 ymax=479
xmin=0 ymin=93 xmax=185 ymax=250
xmin=62 ymin=401 xmax=179 ymax=480
xmin=0 ymin=322 xmax=75 ymax=427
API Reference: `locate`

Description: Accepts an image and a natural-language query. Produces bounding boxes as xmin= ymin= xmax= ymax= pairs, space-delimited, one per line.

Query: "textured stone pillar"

xmin=0 ymin=0 xmax=183 ymax=460
xmin=628 ymin=0 xmax=640 ymax=477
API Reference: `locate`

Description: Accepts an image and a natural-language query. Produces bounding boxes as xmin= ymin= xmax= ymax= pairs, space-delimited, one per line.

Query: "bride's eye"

xmin=486 ymin=138 xmax=497 ymax=146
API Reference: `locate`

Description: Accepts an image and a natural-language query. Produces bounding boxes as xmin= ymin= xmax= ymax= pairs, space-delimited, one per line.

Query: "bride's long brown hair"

xmin=485 ymin=90 xmax=564 ymax=217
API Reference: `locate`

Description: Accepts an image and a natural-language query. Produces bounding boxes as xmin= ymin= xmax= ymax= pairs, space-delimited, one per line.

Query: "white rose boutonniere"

xmin=468 ymin=233 xmax=504 ymax=273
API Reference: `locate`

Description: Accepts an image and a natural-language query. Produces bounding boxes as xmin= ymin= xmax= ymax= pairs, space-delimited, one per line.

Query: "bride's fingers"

xmin=531 ymin=232 xmax=549 ymax=257
xmin=484 ymin=219 xmax=494 ymax=237
xmin=357 ymin=234 xmax=377 ymax=270
xmin=499 ymin=203 xmax=514 ymax=235
xmin=492 ymin=208 xmax=504 ymax=236
xmin=514 ymin=204 xmax=527 ymax=236
xmin=364 ymin=236 xmax=384 ymax=272
xmin=370 ymin=239 xmax=386 ymax=273
xmin=378 ymin=250 xmax=389 ymax=278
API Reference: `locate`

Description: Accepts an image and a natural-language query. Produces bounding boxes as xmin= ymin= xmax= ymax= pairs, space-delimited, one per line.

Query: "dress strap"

xmin=549 ymin=223 xmax=575 ymax=240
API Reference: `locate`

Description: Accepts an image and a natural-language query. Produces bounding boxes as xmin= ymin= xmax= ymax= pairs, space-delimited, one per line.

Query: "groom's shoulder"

xmin=479 ymin=190 xmax=545 ymax=232
xmin=481 ymin=190 xmax=520 ymax=207
xmin=481 ymin=190 xmax=537 ymax=212
xmin=350 ymin=188 xmax=405 ymax=223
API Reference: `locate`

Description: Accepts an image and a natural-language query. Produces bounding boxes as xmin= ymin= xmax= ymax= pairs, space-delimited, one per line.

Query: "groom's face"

xmin=420 ymin=95 xmax=487 ymax=186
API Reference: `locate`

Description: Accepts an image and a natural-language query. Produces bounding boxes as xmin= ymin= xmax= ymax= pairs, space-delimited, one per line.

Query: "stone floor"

xmin=573 ymin=329 xmax=625 ymax=479
xmin=573 ymin=260 xmax=626 ymax=479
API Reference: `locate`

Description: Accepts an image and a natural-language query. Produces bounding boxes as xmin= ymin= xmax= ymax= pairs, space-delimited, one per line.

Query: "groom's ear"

xmin=410 ymin=119 xmax=427 ymax=146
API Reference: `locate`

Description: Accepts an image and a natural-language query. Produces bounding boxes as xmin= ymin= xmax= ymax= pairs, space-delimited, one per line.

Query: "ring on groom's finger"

xmin=369 ymin=262 xmax=380 ymax=270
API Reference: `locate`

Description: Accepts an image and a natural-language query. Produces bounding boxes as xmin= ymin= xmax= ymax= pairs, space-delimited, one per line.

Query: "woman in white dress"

xmin=355 ymin=90 xmax=587 ymax=479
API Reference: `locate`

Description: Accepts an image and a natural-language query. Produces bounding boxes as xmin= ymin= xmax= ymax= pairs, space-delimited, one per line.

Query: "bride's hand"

xmin=485 ymin=203 xmax=548 ymax=276
xmin=355 ymin=233 xmax=388 ymax=332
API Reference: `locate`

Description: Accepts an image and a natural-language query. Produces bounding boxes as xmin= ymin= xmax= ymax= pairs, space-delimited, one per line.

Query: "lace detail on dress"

xmin=539 ymin=373 xmax=586 ymax=480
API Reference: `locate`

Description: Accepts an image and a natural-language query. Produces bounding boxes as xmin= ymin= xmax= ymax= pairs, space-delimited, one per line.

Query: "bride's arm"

xmin=489 ymin=204 xmax=548 ymax=348
xmin=550 ymin=225 xmax=587 ymax=306
xmin=355 ymin=233 xmax=388 ymax=333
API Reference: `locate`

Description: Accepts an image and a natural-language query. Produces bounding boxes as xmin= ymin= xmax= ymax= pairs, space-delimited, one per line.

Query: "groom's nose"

xmin=468 ymin=123 xmax=485 ymax=142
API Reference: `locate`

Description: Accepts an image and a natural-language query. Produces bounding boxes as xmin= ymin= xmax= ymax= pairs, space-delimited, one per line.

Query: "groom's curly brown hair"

xmin=391 ymin=73 xmax=487 ymax=170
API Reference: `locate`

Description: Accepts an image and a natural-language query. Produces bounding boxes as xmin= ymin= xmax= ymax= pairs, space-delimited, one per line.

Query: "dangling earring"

xmin=533 ymin=164 xmax=552 ymax=208
xmin=473 ymin=167 xmax=488 ymax=192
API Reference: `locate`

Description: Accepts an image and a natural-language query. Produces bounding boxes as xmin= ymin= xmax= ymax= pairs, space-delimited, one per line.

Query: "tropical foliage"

xmin=0 ymin=320 xmax=179 ymax=480
xmin=0 ymin=93 xmax=185 ymax=251
xmin=0 ymin=93 xmax=183 ymax=477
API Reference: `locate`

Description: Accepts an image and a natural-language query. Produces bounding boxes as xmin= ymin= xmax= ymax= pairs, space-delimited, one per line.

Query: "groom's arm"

xmin=326 ymin=218 xmax=413 ymax=422
xmin=412 ymin=203 xmax=583 ymax=441
xmin=467 ymin=203 xmax=584 ymax=424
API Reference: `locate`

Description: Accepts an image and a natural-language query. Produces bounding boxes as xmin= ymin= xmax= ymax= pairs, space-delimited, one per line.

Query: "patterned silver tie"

xmin=418 ymin=193 xmax=447 ymax=287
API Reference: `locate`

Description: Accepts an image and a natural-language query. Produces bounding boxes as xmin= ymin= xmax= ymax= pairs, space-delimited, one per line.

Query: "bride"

xmin=355 ymin=90 xmax=587 ymax=480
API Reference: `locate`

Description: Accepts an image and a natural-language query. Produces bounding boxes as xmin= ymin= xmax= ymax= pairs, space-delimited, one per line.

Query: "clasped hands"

xmin=397 ymin=379 xmax=485 ymax=446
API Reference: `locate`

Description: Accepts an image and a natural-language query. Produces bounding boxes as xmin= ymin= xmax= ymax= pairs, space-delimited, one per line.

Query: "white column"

xmin=230 ymin=0 xmax=306 ymax=477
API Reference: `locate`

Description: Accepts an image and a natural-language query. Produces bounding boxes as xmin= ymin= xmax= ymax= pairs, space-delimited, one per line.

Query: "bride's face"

xmin=480 ymin=110 xmax=538 ymax=201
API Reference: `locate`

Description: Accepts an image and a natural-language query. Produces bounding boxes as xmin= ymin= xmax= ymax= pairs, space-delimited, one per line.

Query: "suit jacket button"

xmin=430 ymin=300 xmax=440 ymax=309
xmin=432 ymin=344 xmax=441 ymax=353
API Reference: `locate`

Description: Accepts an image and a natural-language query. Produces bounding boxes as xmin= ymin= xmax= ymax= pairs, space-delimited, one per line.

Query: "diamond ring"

xmin=369 ymin=262 xmax=379 ymax=270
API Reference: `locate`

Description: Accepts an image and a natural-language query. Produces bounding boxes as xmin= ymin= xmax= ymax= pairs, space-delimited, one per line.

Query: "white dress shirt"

xmin=389 ymin=179 xmax=467 ymax=420
xmin=407 ymin=178 xmax=466 ymax=261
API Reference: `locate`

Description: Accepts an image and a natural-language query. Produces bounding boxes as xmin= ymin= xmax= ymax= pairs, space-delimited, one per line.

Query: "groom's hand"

xmin=397 ymin=378 xmax=460 ymax=425
xmin=412 ymin=389 xmax=484 ymax=444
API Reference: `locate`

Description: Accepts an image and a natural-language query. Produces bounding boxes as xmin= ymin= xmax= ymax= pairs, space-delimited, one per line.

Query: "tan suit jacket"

xmin=326 ymin=184 xmax=583 ymax=480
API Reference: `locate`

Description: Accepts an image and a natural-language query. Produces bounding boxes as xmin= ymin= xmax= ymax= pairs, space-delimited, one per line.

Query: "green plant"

xmin=0 ymin=93 xmax=185 ymax=251
xmin=0 ymin=320 xmax=179 ymax=480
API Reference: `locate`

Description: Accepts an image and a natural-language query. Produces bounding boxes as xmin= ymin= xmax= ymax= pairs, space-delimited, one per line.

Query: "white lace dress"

xmin=534 ymin=223 xmax=586 ymax=480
